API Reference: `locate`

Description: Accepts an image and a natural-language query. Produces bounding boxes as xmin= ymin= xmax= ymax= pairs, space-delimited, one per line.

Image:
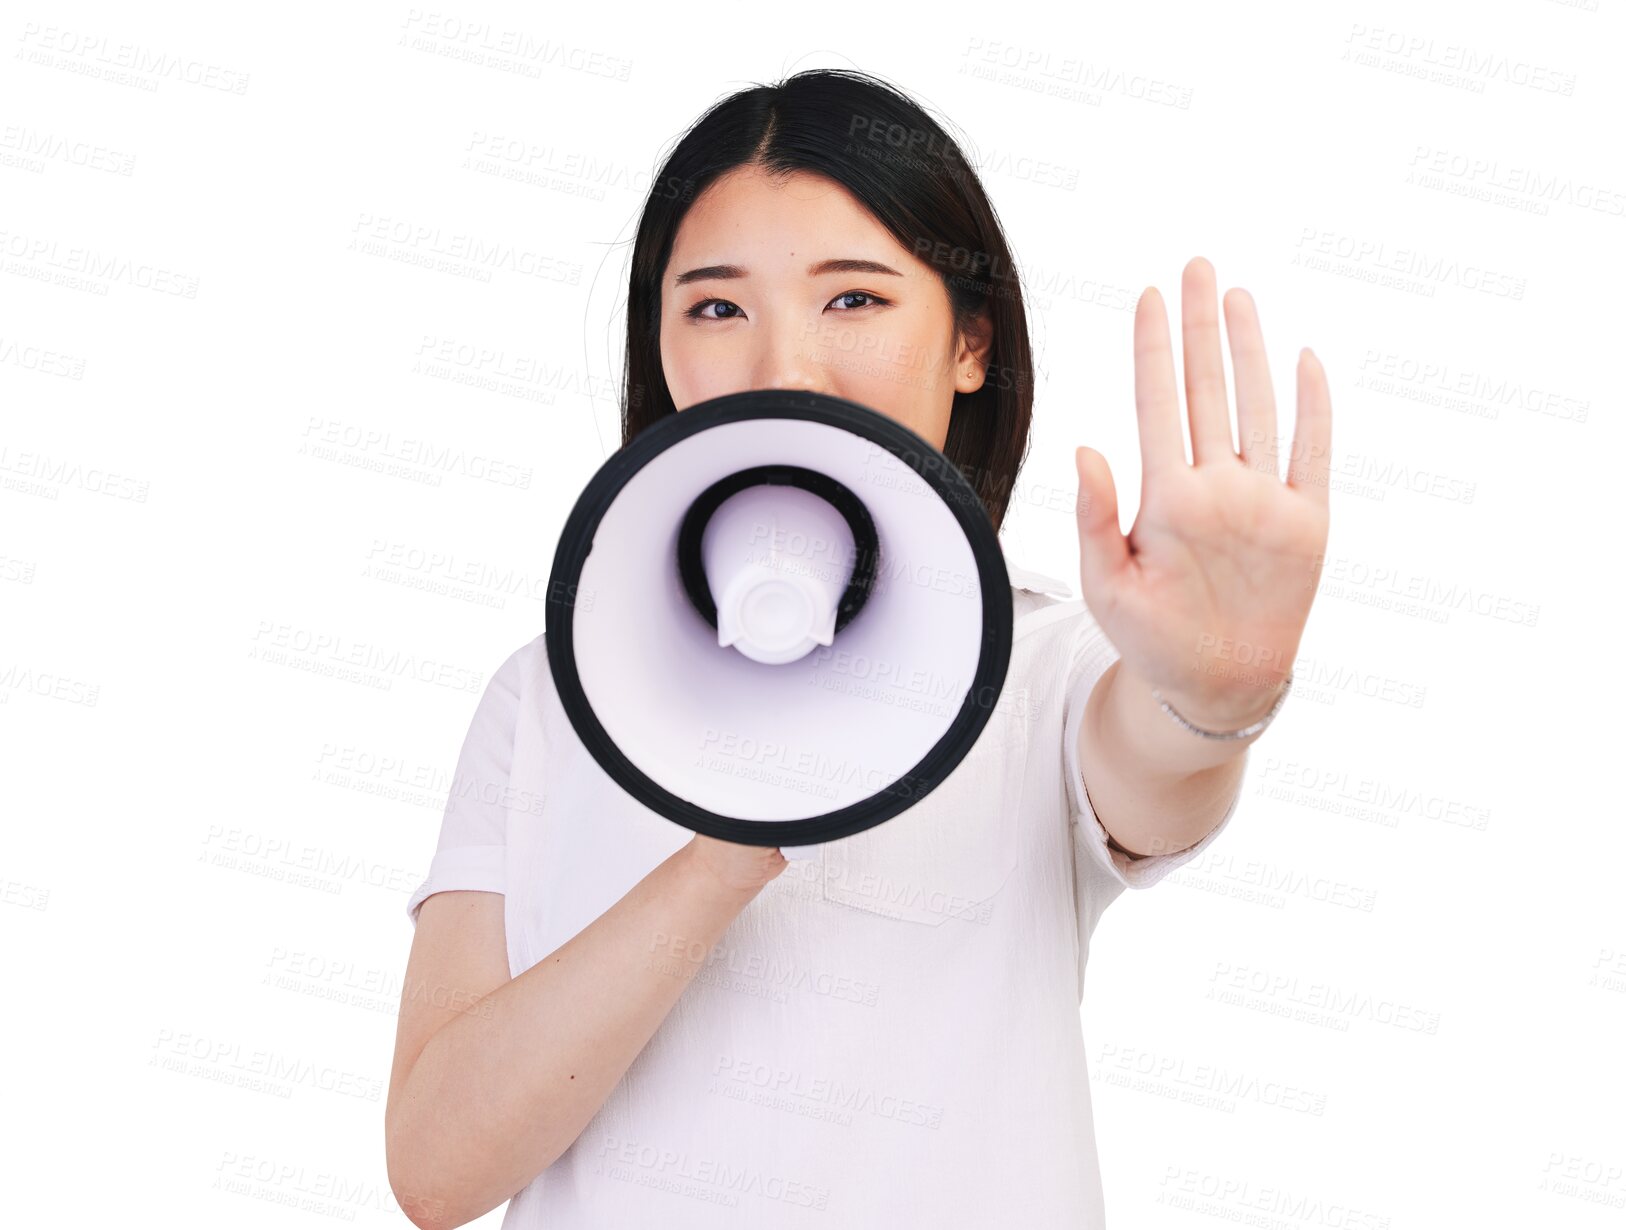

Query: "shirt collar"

xmin=1001 ymin=546 xmax=1074 ymax=599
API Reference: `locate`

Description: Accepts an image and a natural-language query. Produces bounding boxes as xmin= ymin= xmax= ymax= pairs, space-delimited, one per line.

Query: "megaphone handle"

xmin=779 ymin=844 xmax=821 ymax=860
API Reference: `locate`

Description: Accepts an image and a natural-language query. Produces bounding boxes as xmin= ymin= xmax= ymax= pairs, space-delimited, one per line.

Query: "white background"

xmin=3 ymin=1 xmax=1623 ymax=1226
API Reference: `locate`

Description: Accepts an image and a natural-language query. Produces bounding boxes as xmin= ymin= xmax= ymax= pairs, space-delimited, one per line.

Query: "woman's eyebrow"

xmin=672 ymin=258 xmax=904 ymax=287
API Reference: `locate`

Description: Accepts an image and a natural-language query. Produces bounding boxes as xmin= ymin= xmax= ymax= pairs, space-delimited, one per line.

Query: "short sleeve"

xmin=404 ymin=644 xmax=524 ymax=927
xmin=1061 ymin=608 xmax=1244 ymax=891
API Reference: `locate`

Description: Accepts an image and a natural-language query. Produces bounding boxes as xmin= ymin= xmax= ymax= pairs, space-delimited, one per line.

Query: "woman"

xmin=386 ymin=68 xmax=1330 ymax=1229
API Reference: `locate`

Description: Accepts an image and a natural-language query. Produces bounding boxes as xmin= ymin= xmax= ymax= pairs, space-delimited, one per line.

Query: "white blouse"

xmin=405 ymin=547 xmax=1245 ymax=1228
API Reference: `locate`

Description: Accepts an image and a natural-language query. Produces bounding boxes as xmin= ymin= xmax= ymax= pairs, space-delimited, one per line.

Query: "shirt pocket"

xmin=818 ymin=684 xmax=1031 ymax=926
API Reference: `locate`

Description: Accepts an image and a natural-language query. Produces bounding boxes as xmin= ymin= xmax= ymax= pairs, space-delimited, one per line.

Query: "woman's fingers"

xmin=1181 ymin=257 xmax=1237 ymax=466
xmin=1287 ymin=349 xmax=1333 ymax=507
xmin=1223 ymin=286 xmax=1280 ymax=477
xmin=1133 ymin=286 xmax=1187 ymax=488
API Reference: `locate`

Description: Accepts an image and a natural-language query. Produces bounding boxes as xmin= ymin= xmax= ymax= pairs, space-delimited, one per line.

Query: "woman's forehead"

xmin=670 ymin=169 xmax=911 ymax=273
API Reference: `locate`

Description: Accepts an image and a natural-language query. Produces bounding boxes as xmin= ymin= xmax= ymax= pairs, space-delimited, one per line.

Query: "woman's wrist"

xmin=676 ymin=836 xmax=785 ymax=906
xmin=1093 ymin=660 xmax=1257 ymax=785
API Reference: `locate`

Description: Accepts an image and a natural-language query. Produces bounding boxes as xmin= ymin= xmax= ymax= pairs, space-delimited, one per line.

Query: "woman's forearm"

xmin=1079 ymin=657 xmax=1257 ymax=859
xmin=387 ymin=841 xmax=764 ymax=1230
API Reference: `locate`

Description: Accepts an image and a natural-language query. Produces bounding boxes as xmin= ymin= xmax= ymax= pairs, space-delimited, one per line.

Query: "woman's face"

xmin=659 ymin=165 xmax=991 ymax=451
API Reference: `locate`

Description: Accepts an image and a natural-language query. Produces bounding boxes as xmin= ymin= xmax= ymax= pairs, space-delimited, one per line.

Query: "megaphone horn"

xmin=544 ymin=389 xmax=1012 ymax=848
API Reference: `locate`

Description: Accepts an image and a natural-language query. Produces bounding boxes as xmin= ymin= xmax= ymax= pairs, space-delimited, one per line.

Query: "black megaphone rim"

xmin=543 ymin=388 xmax=1013 ymax=847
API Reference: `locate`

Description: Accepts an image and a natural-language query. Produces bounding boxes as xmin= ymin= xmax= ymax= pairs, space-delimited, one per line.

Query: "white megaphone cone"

xmin=544 ymin=389 xmax=1013 ymax=853
xmin=704 ymin=485 xmax=855 ymax=666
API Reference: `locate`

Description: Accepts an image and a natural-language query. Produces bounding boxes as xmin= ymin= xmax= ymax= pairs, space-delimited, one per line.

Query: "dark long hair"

xmin=621 ymin=68 xmax=1035 ymax=532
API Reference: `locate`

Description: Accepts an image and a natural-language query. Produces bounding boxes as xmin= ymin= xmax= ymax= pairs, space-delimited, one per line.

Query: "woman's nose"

xmin=752 ymin=319 xmax=836 ymax=396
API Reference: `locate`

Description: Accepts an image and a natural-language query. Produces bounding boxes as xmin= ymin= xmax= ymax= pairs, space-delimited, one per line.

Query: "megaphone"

xmin=543 ymin=389 xmax=1013 ymax=854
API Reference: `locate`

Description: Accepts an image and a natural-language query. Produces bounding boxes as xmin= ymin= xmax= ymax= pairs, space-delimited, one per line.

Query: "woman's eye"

xmin=685 ymin=299 xmax=741 ymax=321
xmin=829 ymin=291 xmax=887 ymax=311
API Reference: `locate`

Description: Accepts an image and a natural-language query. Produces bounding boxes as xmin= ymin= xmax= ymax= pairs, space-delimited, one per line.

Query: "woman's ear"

xmin=954 ymin=306 xmax=995 ymax=394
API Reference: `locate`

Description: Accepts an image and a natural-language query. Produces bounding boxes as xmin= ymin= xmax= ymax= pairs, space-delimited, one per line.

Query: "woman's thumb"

xmin=1074 ymin=446 xmax=1127 ymax=600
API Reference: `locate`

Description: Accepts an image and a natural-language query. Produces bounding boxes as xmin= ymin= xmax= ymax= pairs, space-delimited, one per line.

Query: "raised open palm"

xmin=1073 ymin=256 xmax=1332 ymax=730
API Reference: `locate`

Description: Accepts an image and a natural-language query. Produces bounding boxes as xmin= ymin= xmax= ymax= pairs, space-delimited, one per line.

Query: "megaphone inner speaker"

xmin=677 ymin=464 xmax=879 ymax=665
